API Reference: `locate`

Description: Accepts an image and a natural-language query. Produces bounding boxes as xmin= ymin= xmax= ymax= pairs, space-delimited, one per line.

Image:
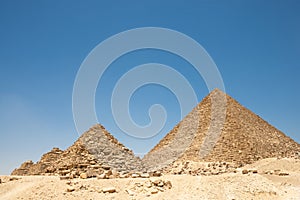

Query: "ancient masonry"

xmin=12 ymin=124 xmax=147 ymax=178
xmin=143 ymin=89 xmax=300 ymax=171
xmin=12 ymin=89 xmax=300 ymax=178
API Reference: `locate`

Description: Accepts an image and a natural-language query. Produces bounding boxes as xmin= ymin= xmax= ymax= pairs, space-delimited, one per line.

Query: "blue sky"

xmin=0 ymin=0 xmax=299 ymax=175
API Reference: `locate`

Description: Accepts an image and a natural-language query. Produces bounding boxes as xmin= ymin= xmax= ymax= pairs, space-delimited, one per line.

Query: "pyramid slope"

xmin=79 ymin=124 xmax=145 ymax=172
xmin=143 ymin=89 xmax=300 ymax=169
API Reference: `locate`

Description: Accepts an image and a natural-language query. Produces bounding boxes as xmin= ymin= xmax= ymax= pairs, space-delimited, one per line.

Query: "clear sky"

xmin=0 ymin=0 xmax=299 ymax=175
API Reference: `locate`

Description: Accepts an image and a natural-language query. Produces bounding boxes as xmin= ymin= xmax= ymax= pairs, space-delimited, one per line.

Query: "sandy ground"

xmin=1 ymin=158 xmax=300 ymax=200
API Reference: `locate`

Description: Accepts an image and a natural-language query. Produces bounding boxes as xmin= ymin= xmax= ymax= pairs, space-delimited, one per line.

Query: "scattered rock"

xmin=80 ymin=173 xmax=87 ymax=179
xmin=9 ymin=177 xmax=20 ymax=181
xmin=66 ymin=186 xmax=75 ymax=192
xmin=102 ymin=187 xmax=116 ymax=193
xmin=119 ymin=174 xmax=129 ymax=178
xmin=97 ymin=173 xmax=107 ymax=179
xmin=126 ymin=189 xmax=135 ymax=196
xmin=60 ymin=176 xmax=70 ymax=180
xmin=111 ymin=169 xmax=119 ymax=178
xmin=141 ymin=173 xmax=150 ymax=178
xmin=145 ymin=181 xmax=152 ymax=188
xmin=150 ymin=188 xmax=158 ymax=194
xmin=279 ymin=172 xmax=289 ymax=176
xmin=242 ymin=169 xmax=248 ymax=174
xmin=274 ymin=169 xmax=281 ymax=175
xmin=164 ymin=180 xmax=172 ymax=189
xmin=151 ymin=171 xmax=162 ymax=177
xmin=102 ymin=165 xmax=111 ymax=170
xmin=105 ymin=170 xmax=112 ymax=178
xmin=90 ymin=160 xmax=96 ymax=165
xmin=66 ymin=180 xmax=72 ymax=185
xmin=157 ymin=187 xmax=165 ymax=192
xmin=131 ymin=173 xmax=140 ymax=178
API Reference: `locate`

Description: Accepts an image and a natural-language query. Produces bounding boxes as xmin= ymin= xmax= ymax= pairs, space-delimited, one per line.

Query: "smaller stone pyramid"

xmin=12 ymin=124 xmax=145 ymax=177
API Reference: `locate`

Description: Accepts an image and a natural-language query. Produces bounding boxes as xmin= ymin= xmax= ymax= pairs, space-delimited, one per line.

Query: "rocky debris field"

xmin=1 ymin=158 xmax=300 ymax=200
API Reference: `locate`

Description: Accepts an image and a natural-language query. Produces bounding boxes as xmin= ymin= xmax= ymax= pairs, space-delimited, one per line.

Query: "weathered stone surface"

xmin=80 ymin=125 xmax=145 ymax=172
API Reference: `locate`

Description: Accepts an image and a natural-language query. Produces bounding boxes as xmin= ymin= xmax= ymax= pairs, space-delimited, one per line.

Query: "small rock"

xmin=279 ymin=172 xmax=289 ymax=176
xmin=79 ymin=163 xmax=89 ymax=168
xmin=164 ymin=180 xmax=172 ymax=189
xmin=90 ymin=164 xmax=101 ymax=169
xmin=66 ymin=180 xmax=72 ymax=185
xmin=66 ymin=186 xmax=75 ymax=192
xmin=60 ymin=176 xmax=70 ymax=180
xmin=242 ymin=169 xmax=248 ymax=174
xmin=151 ymin=179 xmax=161 ymax=186
xmin=80 ymin=173 xmax=87 ymax=179
xmin=105 ymin=170 xmax=112 ymax=177
xmin=111 ymin=169 xmax=119 ymax=178
xmin=102 ymin=187 xmax=116 ymax=193
xmin=97 ymin=173 xmax=106 ymax=179
xmin=9 ymin=177 xmax=20 ymax=181
xmin=264 ymin=170 xmax=274 ymax=175
xmin=131 ymin=173 xmax=140 ymax=178
xmin=145 ymin=181 xmax=152 ymax=188
xmin=274 ymin=169 xmax=281 ymax=175
xmin=152 ymin=171 xmax=162 ymax=177
xmin=79 ymin=184 xmax=89 ymax=190
xmin=119 ymin=174 xmax=129 ymax=178
xmin=157 ymin=182 xmax=164 ymax=187
xmin=141 ymin=173 xmax=150 ymax=178
xmin=126 ymin=189 xmax=135 ymax=196
xmin=90 ymin=160 xmax=96 ymax=165
xmin=150 ymin=188 xmax=158 ymax=194
xmin=60 ymin=170 xmax=71 ymax=175
xmin=102 ymin=165 xmax=111 ymax=170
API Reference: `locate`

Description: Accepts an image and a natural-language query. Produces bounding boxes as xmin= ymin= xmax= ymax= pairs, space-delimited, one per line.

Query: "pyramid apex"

xmin=209 ymin=88 xmax=226 ymax=95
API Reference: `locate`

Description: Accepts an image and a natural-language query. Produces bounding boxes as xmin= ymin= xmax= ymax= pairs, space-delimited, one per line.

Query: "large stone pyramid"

xmin=142 ymin=89 xmax=300 ymax=170
xmin=12 ymin=124 xmax=145 ymax=177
